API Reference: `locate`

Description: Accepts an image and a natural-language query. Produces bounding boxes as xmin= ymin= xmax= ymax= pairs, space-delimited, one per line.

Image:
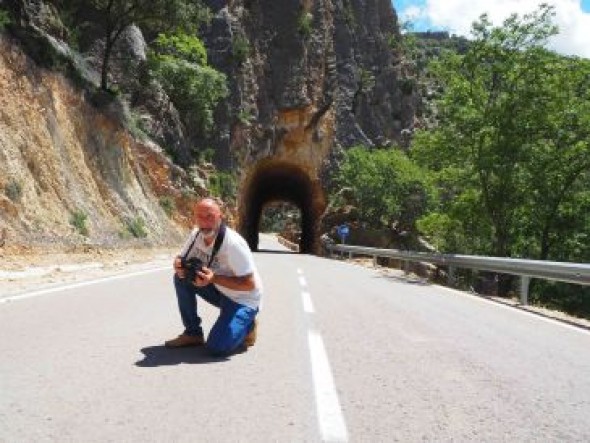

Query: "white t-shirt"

xmin=178 ymin=226 xmax=263 ymax=310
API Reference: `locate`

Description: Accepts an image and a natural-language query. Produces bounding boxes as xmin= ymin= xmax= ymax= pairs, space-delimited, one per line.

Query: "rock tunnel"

xmin=238 ymin=160 xmax=326 ymax=254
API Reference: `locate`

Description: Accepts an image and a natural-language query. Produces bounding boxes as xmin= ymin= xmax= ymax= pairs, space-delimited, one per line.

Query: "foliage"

xmin=298 ymin=11 xmax=313 ymax=38
xmin=531 ymin=282 xmax=590 ymax=319
xmin=5 ymin=179 xmax=22 ymax=202
xmin=208 ymin=171 xmax=237 ymax=204
xmin=411 ymin=4 xmax=590 ymax=264
xmin=57 ymin=0 xmax=211 ymax=91
xmin=152 ymin=32 xmax=208 ymax=65
xmin=124 ymin=217 xmax=148 ymax=238
xmin=237 ymin=108 xmax=254 ymax=126
xmin=409 ymin=5 xmax=590 ymax=312
xmin=260 ymin=203 xmax=301 ymax=232
xmin=359 ymin=68 xmax=376 ymax=94
xmin=333 ymin=146 xmax=433 ymax=230
xmin=0 ymin=8 xmax=11 ymax=31
xmin=159 ymin=196 xmax=175 ymax=217
xmin=149 ymin=31 xmax=228 ymax=136
xmin=232 ymin=35 xmax=250 ymax=64
xmin=70 ymin=209 xmax=89 ymax=236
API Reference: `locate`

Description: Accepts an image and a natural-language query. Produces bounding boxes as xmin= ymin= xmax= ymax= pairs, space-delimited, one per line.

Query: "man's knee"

xmin=205 ymin=341 xmax=235 ymax=357
xmin=205 ymin=331 xmax=244 ymax=356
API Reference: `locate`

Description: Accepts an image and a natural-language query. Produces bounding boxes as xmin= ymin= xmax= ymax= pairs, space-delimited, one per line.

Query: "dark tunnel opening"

xmin=240 ymin=163 xmax=320 ymax=254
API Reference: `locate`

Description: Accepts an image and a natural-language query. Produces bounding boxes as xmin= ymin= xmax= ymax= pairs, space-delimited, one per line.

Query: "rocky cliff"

xmin=0 ymin=0 xmax=416 ymax=253
xmin=0 ymin=33 xmax=193 ymax=251
xmin=200 ymin=0 xmax=416 ymax=169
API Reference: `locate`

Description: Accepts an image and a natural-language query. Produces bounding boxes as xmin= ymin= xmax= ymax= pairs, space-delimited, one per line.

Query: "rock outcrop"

xmin=0 ymin=34 xmax=192 ymax=249
xmin=200 ymin=0 xmax=416 ymax=168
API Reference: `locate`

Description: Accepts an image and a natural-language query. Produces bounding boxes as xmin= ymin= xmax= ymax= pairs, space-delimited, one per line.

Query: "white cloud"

xmin=401 ymin=5 xmax=424 ymax=21
xmin=402 ymin=0 xmax=590 ymax=58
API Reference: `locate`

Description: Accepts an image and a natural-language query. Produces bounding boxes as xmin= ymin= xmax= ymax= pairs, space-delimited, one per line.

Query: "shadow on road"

xmin=135 ymin=345 xmax=230 ymax=366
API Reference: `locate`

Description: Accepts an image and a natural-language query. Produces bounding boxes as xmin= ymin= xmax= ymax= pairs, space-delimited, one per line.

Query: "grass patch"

xmin=159 ymin=196 xmax=175 ymax=217
xmin=5 ymin=179 xmax=23 ymax=202
xmin=70 ymin=209 xmax=89 ymax=236
xmin=125 ymin=217 xmax=148 ymax=238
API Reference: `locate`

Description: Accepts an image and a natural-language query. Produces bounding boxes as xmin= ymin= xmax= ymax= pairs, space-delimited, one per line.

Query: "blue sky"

xmin=392 ymin=0 xmax=590 ymax=58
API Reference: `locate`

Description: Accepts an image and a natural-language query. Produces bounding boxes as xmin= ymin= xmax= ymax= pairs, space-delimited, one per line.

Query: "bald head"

xmin=194 ymin=198 xmax=223 ymax=238
xmin=196 ymin=198 xmax=221 ymax=215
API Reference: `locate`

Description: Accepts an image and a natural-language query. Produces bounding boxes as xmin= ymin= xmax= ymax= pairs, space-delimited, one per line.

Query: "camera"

xmin=181 ymin=256 xmax=204 ymax=283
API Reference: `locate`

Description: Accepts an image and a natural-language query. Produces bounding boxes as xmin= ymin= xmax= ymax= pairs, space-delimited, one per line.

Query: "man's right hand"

xmin=173 ymin=257 xmax=186 ymax=279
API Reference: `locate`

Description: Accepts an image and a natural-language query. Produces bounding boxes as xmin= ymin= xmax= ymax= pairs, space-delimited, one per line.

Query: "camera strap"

xmin=182 ymin=222 xmax=227 ymax=267
xmin=207 ymin=222 xmax=226 ymax=267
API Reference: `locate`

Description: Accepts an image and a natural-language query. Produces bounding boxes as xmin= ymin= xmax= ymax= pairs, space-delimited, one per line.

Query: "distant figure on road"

xmin=165 ymin=198 xmax=262 ymax=356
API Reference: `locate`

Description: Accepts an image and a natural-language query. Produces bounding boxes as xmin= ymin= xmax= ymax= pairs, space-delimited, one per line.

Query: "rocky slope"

xmin=0 ymin=33 xmax=194 ymax=253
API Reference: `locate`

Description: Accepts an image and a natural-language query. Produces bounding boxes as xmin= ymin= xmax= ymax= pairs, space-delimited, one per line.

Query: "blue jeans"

xmin=173 ymin=275 xmax=258 ymax=355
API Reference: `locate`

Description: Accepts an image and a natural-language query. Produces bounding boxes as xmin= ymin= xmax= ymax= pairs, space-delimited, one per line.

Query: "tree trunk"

xmin=101 ymin=39 xmax=113 ymax=91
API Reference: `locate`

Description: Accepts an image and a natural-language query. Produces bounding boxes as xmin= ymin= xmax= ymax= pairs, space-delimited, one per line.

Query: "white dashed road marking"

xmin=301 ymin=290 xmax=315 ymax=313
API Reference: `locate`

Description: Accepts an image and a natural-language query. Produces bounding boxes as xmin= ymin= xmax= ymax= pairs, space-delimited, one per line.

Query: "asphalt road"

xmin=1 ymin=234 xmax=589 ymax=442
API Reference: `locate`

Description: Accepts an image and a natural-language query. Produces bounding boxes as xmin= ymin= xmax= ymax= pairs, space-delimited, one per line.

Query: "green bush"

xmin=237 ymin=108 xmax=254 ymax=126
xmin=125 ymin=217 xmax=148 ymax=238
xmin=159 ymin=196 xmax=175 ymax=217
xmin=70 ymin=210 xmax=89 ymax=236
xmin=232 ymin=35 xmax=250 ymax=64
xmin=399 ymin=77 xmax=416 ymax=95
xmin=149 ymin=32 xmax=228 ymax=136
xmin=298 ymin=12 xmax=313 ymax=37
xmin=332 ymin=146 xmax=433 ymax=230
xmin=0 ymin=9 xmax=11 ymax=31
xmin=5 ymin=179 xmax=22 ymax=202
xmin=209 ymin=171 xmax=237 ymax=203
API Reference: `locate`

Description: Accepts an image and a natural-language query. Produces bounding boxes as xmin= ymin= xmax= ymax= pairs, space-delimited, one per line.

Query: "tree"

xmin=412 ymin=4 xmax=590 ymax=263
xmin=61 ymin=0 xmax=210 ymax=91
xmin=333 ymin=146 xmax=433 ymax=231
xmin=410 ymin=4 xmax=590 ymax=301
xmin=148 ymin=32 xmax=228 ymax=137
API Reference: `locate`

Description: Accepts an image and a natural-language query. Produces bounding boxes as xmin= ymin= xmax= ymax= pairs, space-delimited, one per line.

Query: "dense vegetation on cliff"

xmin=333 ymin=5 xmax=590 ymax=318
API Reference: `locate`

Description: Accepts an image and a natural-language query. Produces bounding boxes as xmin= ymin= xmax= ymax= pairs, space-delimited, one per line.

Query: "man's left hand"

xmin=195 ymin=266 xmax=214 ymax=287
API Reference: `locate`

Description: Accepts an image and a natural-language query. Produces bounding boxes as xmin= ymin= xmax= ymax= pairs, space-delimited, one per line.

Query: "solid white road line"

xmin=434 ymin=284 xmax=590 ymax=336
xmin=301 ymin=290 xmax=315 ymax=313
xmin=308 ymin=329 xmax=349 ymax=442
xmin=0 ymin=266 xmax=169 ymax=304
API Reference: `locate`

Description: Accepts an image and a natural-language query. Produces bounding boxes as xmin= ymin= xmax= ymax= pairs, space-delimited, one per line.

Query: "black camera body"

xmin=181 ymin=256 xmax=204 ymax=283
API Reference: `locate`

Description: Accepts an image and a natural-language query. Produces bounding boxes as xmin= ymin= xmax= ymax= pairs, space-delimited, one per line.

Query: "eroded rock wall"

xmin=0 ymin=35 xmax=190 ymax=249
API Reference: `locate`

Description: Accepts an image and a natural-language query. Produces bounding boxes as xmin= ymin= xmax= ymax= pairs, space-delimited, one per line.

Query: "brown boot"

xmin=165 ymin=333 xmax=205 ymax=348
xmin=244 ymin=319 xmax=258 ymax=347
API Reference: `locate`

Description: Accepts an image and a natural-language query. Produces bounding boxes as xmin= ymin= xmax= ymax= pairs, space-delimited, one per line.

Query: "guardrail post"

xmin=520 ymin=276 xmax=530 ymax=305
xmin=448 ymin=266 xmax=455 ymax=286
xmin=372 ymin=255 xmax=377 ymax=267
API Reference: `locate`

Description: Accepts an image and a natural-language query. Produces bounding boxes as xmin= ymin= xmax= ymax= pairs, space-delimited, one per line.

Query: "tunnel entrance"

xmin=239 ymin=160 xmax=325 ymax=254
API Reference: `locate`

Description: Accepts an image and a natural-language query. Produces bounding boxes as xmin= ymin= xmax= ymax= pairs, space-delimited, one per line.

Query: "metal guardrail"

xmin=326 ymin=244 xmax=590 ymax=305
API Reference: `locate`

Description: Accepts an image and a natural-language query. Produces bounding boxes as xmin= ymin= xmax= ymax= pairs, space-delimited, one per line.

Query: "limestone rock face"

xmin=199 ymin=0 xmax=416 ymax=251
xmin=0 ymin=35 xmax=190 ymax=248
xmin=200 ymin=0 xmax=415 ymax=166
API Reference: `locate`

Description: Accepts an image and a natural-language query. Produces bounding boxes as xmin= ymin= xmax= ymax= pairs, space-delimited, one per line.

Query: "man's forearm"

xmin=212 ymin=273 xmax=255 ymax=291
